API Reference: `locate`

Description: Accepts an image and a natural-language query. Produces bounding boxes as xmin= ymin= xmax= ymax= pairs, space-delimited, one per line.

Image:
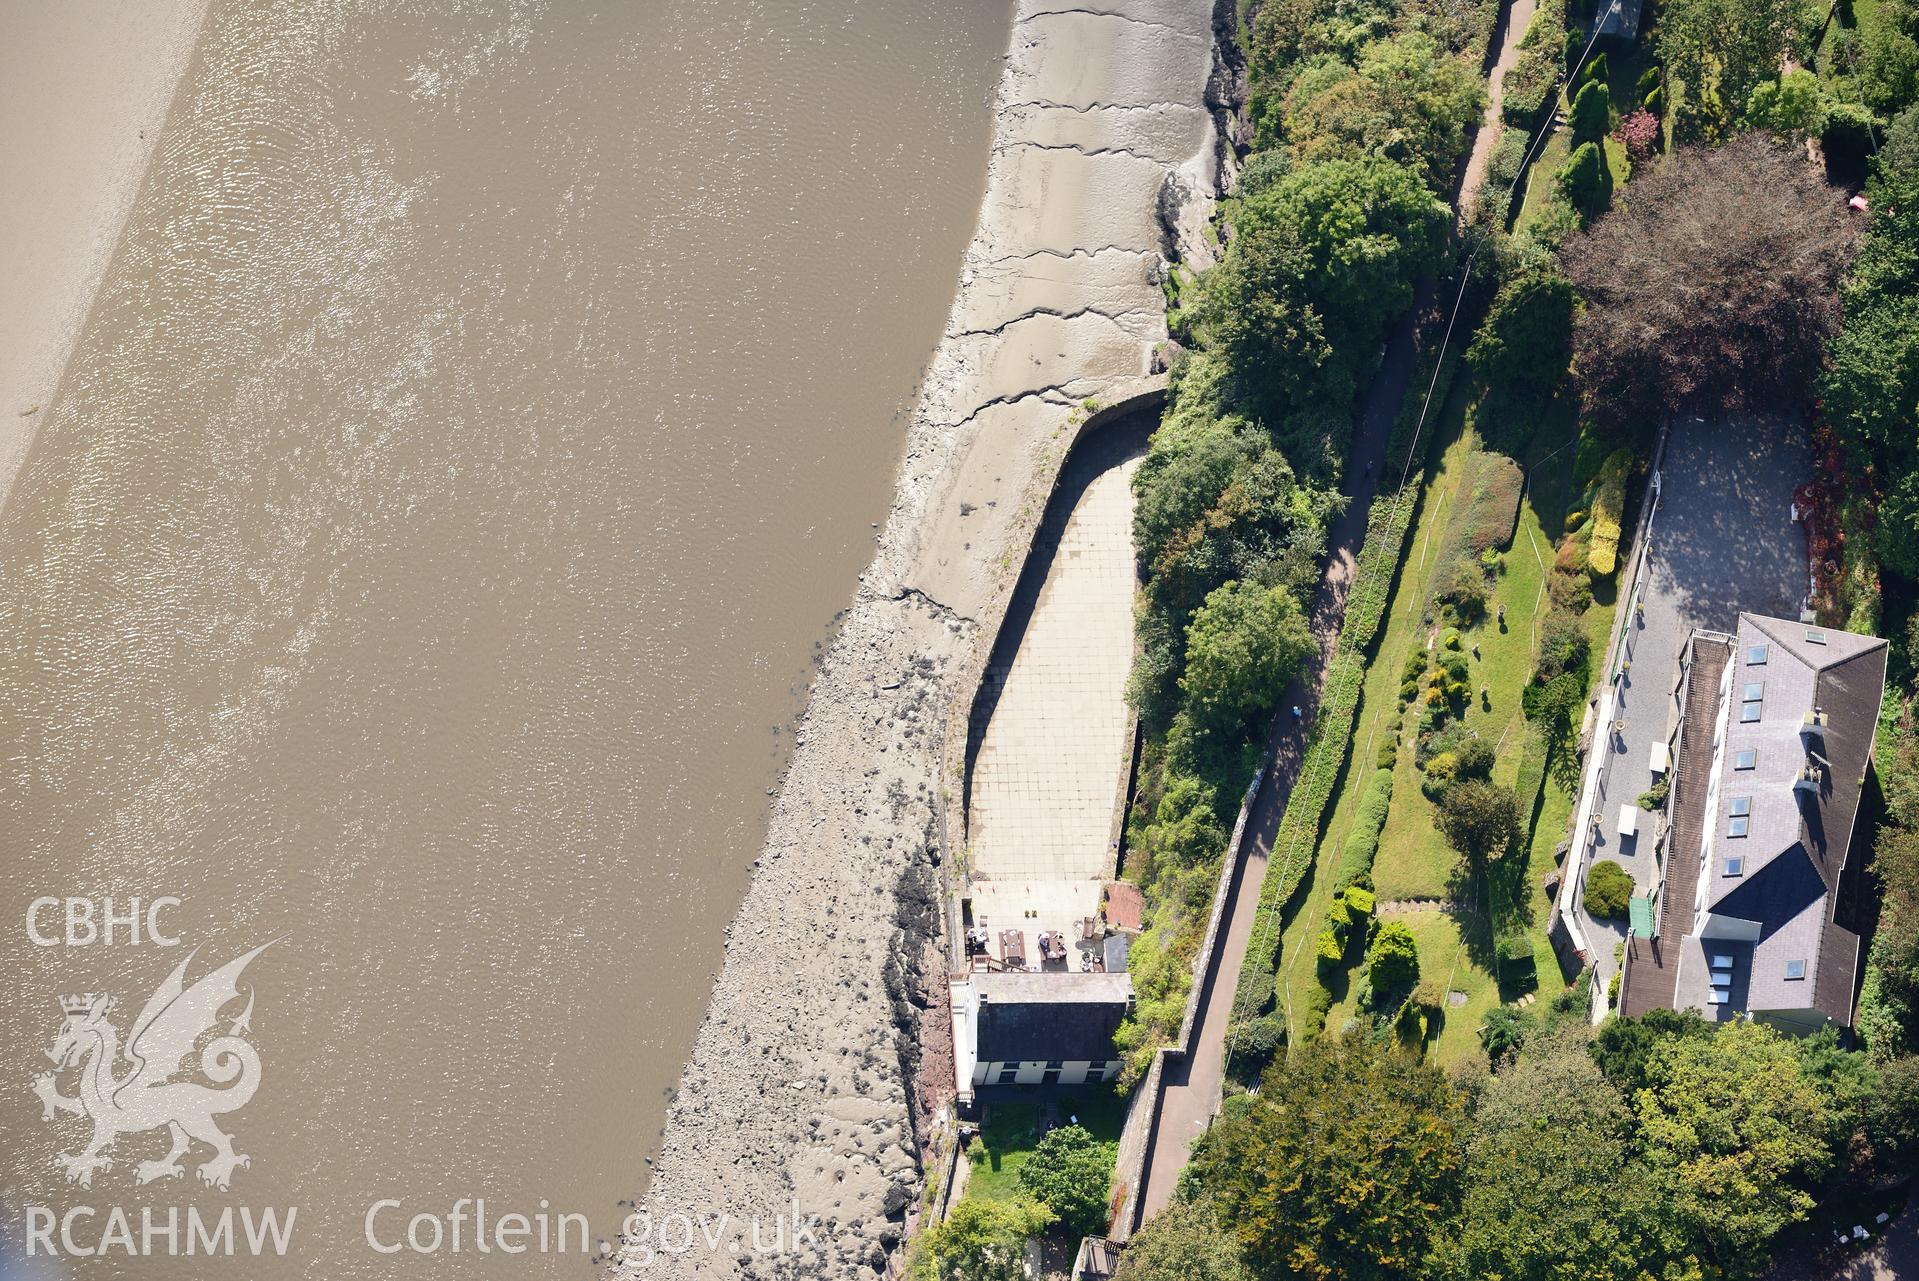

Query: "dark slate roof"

xmin=1596 ymin=0 xmax=1644 ymax=39
xmin=975 ymin=972 xmax=1131 ymax=1063
xmin=1693 ymin=615 xmax=1886 ymax=1026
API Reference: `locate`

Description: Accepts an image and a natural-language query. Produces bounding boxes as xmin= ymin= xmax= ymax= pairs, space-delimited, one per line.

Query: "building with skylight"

xmin=1621 ymin=614 xmax=1888 ymax=1033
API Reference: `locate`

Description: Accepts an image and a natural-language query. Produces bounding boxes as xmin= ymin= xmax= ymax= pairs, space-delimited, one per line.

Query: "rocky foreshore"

xmin=624 ymin=4 xmax=1229 ymax=1276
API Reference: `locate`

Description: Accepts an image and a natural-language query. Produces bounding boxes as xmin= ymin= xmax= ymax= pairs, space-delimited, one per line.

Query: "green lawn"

xmin=1271 ymin=389 xmax=1615 ymax=1058
xmin=962 ymin=1092 xmax=1127 ymax=1206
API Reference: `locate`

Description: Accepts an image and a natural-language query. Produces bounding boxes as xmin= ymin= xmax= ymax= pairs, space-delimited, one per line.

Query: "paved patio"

xmin=966 ymin=429 xmax=1144 ymax=952
xmin=1580 ymin=416 xmax=1810 ymax=979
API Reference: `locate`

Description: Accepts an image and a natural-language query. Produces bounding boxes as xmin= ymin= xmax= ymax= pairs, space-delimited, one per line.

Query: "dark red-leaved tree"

xmin=1560 ymin=135 xmax=1860 ymax=432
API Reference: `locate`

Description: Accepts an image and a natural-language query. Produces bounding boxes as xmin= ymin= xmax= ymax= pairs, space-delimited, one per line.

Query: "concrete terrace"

xmin=1579 ymin=417 xmax=1809 ymax=987
xmin=965 ymin=421 xmax=1149 ymax=950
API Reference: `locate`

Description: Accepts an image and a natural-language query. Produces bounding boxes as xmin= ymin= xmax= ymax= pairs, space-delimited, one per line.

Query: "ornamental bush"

xmin=1557 ymin=140 xmax=1613 ymax=222
xmin=1586 ymin=858 xmax=1635 ymax=918
xmin=1571 ymin=79 xmax=1611 ymax=145
xmin=1369 ymin=920 xmax=1422 ymax=990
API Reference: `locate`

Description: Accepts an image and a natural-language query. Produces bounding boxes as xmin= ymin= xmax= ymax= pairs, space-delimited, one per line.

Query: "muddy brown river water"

xmin=0 ymin=1 xmax=1008 ymax=1275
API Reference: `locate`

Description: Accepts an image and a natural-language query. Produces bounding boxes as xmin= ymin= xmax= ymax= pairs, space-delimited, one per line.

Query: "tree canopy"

xmin=1180 ymin=581 xmax=1314 ymax=733
xmin=1562 ymin=135 xmax=1859 ymax=433
xmin=1113 ymin=1199 xmax=1252 ymax=1281
xmin=1015 ymin=1125 xmax=1116 ymax=1238
xmin=1191 ymin=1036 xmax=1465 ymax=1280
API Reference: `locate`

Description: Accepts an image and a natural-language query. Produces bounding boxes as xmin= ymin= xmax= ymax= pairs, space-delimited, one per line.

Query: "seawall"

xmin=628 ymin=2 xmax=1229 ymax=1276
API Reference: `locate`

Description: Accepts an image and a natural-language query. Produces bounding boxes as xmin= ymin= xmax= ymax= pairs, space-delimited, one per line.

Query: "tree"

xmin=1368 ymin=919 xmax=1421 ymax=989
xmin=1467 ymin=268 xmax=1575 ymax=405
xmin=1199 ymin=226 xmax=1337 ymax=414
xmin=1821 ymin=160 xmax=1919 ymax=578
xmin=1866 ymin=1055 xmax=1919 ymax=1176
xmin=1283 ymin=33 xmax=1485 ymax=191
xmin=1180 ymin=581 xmax=1314 ymax=731
xmin=1113 ymin=1198 xmax=1252 ymax=1281
xmin=909 ymin=1196 xmax=1054 ymax=1281
xmin=1746 ymin=69 xmax=1826 ymax=138
xmin=1856 ymin=0 xmax=1919 ymax=116
xmin=1232 ymin=157 xmax=1450 ymax=359
xmin=1436 ymin=779 xmax=1522 ymax=868
xmin=1584 ymin=859 xmax=1635 ymax=918
xmin=1590 ymin=1007 xmax=1712 ymax=1096
xmin=1448 ymin=1029 xmax=1699 ymax=1281
xmin=1635 ymin=1019 xmax=1838 ymax=1277
xmin=1016 ymin=1125 xmax=1116 ymax=1237
xmin=1562 ymin=135 xmax=1859 ymax=432
xmin=1656 ymin=0 xmax=1804 ymax=136
xmin=1571 ymin=79 xmax=1611 ymax=145
xmin=1190 ymin=1036 xmax=1465 ymax=1280
xmin=1136 ymin=773 xmax=1226 ymax=882
xmin=1556 ymin=141 xmax=1613 ymax=221
xmin=1478 ymin=1004 xmax=1534 ymax=1068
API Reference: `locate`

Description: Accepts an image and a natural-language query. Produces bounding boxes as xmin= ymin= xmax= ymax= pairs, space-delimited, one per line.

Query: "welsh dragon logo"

xmin=32 ymin=943 xmax=272 ymax=1190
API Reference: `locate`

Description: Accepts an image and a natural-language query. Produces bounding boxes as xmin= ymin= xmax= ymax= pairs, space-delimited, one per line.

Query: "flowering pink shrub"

xmin=1615 ymin=110 xmax=1660 ymax=166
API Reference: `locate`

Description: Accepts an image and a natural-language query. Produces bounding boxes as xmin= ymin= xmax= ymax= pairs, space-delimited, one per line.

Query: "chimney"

xmin=1801 ymin=707 xmax=1827 ymax=750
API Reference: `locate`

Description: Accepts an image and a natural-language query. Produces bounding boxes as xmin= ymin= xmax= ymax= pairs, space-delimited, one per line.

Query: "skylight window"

xmin=1724 ymin=856 xmax=1744 ymax=876
xmin=1747 ymin=644 xmax=1769 ymax=665
xmin=1743 ymin=681 xmax=1765 ymax=701
xmin=1735 ymin=748 xmax=1757 ymax=770
xmin=1728 ymin=816 xmax=1750 ymax=838
xmin=1740 ymin=702 xmax=1762 ymax=723
xmin=1806 ymin=629 xmax=1827 ymax=645
xmin=1784 ymin=959 xmax=1807 ymax=980
xmin=1730 ymin=796 xmax=1752 ymax=816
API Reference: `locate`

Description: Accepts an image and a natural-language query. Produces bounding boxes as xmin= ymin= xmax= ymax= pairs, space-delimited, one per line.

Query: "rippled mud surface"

xmin=0 ymin=1 xmax=1006 ymax=1275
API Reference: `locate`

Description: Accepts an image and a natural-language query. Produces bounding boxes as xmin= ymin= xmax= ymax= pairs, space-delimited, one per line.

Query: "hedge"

xmin=1231 ymin=482 xmax=1425 ymax=1023
xmin=1502 ymin=46 xmax=1560 ymax=129
xmin=1335 ymin=769 xmax=1396 ymax=892
xmin=1587 ymin=447 xmax=1631 ymax=575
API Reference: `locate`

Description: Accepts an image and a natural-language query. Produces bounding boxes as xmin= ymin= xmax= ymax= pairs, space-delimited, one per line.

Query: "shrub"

xmin=1587 ymin=448 xmax=1630 ymax=575
xmin=1439 ymin=557 xmax=1492 ymax=621
xmin=1571 ymin=79 xmax=1611 ymax=145
xmin=1581 ymin=51 xmax=1610 ymax=87
xmin=1616 ymin=108 xmax=1661 ymax=165
xmin=1316 ymin=927 xmax=1348 ymax=968
xmin=1585 ymin=858 xmax=1635 ymax=918
xmin=1495 ymin=928 xmax=1538 ymax=979
xmin=1557 ymin=141 xmax=1613 ymax=222
xmin=1369 ymin=920 xmax=1422 ymax=990
xmin=1455 ymin=736 xmax=1497 ymax=780
xmin=1468 ymin=270 xmax=1575 ymax=407
xmin=1336 ymin=769 xmax=1396 ymax=891
xmin=1638 ymin=778 xmax=1670 ymax=810
xmin=1346 ymin=884 xmax=1377 ymax=916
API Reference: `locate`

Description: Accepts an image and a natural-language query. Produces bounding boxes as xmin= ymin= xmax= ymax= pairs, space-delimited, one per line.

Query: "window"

xmin=1740 ymin=702 xmax=1762 ymax=723
xmin=1728 ymin=815 xmax=1750 ymax=837
xmin=1730 ymin=796 xmax=1752 ymax=816
xmin=1734 ymin=748 xmax=1757 ymax=770
xmin=1743 ymin=681 xmax=1765 ymax=701
xmin=1784 ymin=959 xmax=1807 ymax=980
xmin=1747 ymin=644 xmax=1769 ymax=665
xmin=1724 ymin=856 xmax=1744 ymax=876
xmin=1806 ymin=629 xmax=1827 ymax=645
